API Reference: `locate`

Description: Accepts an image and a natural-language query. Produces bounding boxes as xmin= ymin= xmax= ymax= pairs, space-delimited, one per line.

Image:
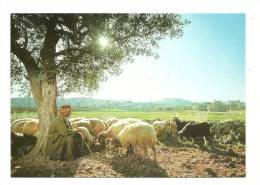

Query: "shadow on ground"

xmin=11 ymin=157 xmax=79 ymax=177
xmin=11 ymin=143 xmax=99 ymax=177
xmin=110 ymin=154 xmax=168 ymax=177
xmin=160 ymin=136 xmax=245 ymax=159
xmin=200 ymin=142 xmax=245 ymax=159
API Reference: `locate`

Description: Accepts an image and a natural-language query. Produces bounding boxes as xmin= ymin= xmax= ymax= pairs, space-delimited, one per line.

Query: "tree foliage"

xmin=11 ymin=13 xmax=189 ymax=96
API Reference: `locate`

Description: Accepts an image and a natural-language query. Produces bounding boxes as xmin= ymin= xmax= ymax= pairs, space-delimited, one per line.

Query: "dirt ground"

xmin=11 ymin=140 xmax=245 ymax=178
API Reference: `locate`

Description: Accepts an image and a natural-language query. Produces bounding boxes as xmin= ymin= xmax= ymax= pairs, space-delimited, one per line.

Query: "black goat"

xmin=11 ymin=132 xmax=37 ymax=159
xmin=178 ymin=122 xmax=211 ymax=146
xmin=173 ymin=117 xmax=191 ymax=132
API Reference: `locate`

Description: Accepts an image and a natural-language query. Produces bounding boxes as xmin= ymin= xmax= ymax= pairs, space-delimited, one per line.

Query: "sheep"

xmin=152 ymin=120 xmax=164 ymax=136
xmin=178 ymin=122 xmax=211 ymax=146
xmin=172 ymin=117 xmax=190 ymax=132
xmin=169 ymin=120 xmax=178 ymax=137
xmin=104 ymin=117 xmax=119 ymax=130
xmin=97 ymin=118 xmax=142 ymax=147
xmin=152 ymin=120 xmax=177 ymax=139
xmin=77 ymin=127 xmax=94 ymax=153
xmin=11 ymin=118 xmax=36 ymax=125
xmin=70 ymin=119 xmax=92 ymax=133
xmin=70 ymin=118 xmax=106 ymax=143
xmin=11 ymin=118 xmax=38 ymax=133
xmin=11 ymin=121 xmax=27 ymax=133
xmin=104 ymin=117 xmax=119 ymax=127
xmin=153 ymin=120 xmax=170 ymax=137
xmin=22 ymin=120 xmax=40 ymax=135
xmin=87 ymin=118 xmax=106 ymax=142
xmin=110 ymin=121 xmax=157 ymax=163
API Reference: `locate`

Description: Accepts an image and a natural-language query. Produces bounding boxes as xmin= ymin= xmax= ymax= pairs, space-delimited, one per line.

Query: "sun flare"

xmin=98 ymin=36 xmax=109 ymax=48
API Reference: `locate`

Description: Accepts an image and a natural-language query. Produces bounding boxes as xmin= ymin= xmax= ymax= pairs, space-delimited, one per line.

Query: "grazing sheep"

xmin=11 ymin=118 xmax=37 ymax=125
xmin=22 ymin=120 xmax=40 ymax=135
xmin=169 ymin=120 xmax=178 ymax=137
xmin=153 ymin=120 xmax=165 ymax=135
xmin=11 ymin=118 xmax=38 ymax=133
xmin=98 ymin=118 xmax=142 ymax=147
xmin=152 ymin=120 xmax=177 ymax=139
xmin=11 ymin=121 xmax=27 ymax=133
xmin=105 ymin=117 xmax=119 ymax=127
xmin=70 ymin=119 xmax=92 ymax=133
xmin=110 ymin=121 xmax=157 ymax=163
xmin=77 ymin=127 xmax=94 ymax=153
xmin=104 ymin=117 xmax=119 ymax=130
xmin=178 ymin=122 xmax=211 ymax=146
xmin=88 ymin=118 xmax=106 ymax=142
xmin=152 ymin=120 xmax=170 ymax=137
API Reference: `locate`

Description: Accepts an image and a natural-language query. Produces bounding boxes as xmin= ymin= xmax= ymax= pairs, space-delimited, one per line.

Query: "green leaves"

xmin=11 ymin=13 xmax=189 ymax=96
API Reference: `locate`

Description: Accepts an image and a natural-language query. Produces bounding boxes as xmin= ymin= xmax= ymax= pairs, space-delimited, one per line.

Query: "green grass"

xmin=11 ymin=109 xmax=245 ymax=122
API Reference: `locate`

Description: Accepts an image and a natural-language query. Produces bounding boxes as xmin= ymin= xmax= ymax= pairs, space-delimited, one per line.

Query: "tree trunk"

xmin=25 ymin=75 xmax=57 ymax=159
xmin=12 ymin=17 xmax=60 ymax=159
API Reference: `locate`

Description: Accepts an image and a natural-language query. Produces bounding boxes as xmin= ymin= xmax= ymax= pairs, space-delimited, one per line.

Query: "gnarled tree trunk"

xmin=25 ymin=71 xmax=57 ymax=158
xmin=24 ymin=19 xmax=60 ymax=158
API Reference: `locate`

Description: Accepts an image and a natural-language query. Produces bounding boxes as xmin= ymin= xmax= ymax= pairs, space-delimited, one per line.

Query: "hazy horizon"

xmin=11 ymin=96 xmax=245 ymax=103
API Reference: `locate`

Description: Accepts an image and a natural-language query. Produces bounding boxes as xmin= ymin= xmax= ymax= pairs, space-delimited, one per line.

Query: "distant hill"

xmin=11 ymin=97 xmax=193 ymax=111
xmin=153 ymin=98 xmax=193 ymax=106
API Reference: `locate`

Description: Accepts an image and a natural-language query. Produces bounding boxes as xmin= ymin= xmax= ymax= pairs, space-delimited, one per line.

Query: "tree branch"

xmin=23 ymin=27 xmax=28 ymax=49
xmin=56 ymin=29 xmax=73 ymax=38
xmin=40 ymin=16 xmax=60 ymax=61
xmin=11 ymin=39 xmax=40 ymax=75
xmin=11 ymin=39 xmax=44 ymax=103
xmin=55 ymin=47 xmax=80 ymax=57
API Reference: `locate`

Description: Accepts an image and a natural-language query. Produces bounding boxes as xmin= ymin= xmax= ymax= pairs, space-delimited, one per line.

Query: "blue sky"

xmin=91 ymin=14 xmax=245 ymax=102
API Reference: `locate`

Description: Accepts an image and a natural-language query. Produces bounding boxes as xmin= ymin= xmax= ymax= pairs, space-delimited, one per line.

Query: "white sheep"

xmin=11 ymin=118 xmax=38 ymax=133
xmin=105 ymin=117 xmax=119 ymax=127
xmin=12 ymin=121 xmax=27 ymax=133
xmin=70 ymin=119 xmax=92 ymax=133
xmin=12 ymin=118 xmax=38 ymax=126
xmin=77 ymin=126 xmax=94 ymax=153
xmin=86 ymin=118 xmax=106 ymax=143
xmin=152 ymin=120 xmax=177 ymax=138
xmin=97 ymin=118 xmax=142 ymax=146
xmin=111 ymin=121 xmax=157 ymax=163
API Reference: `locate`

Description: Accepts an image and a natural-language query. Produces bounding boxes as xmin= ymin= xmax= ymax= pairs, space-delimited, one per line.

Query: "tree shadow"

xmin=160 ymin=136 xmax=245 ymax=160
xmin=11 ymin=141 xmax=105 ymax=177
xmin=157 ymin=135 xmax=183 ymax=147
xmin=199 ymin=141 xmax=245 ymax=159
xmin=158 ymin=136 xmax=207 ymax=149
xmin=109 ymin=154 xmax=168 ymax=177
xmin=11 ymin=157 xmax=79 ymax=177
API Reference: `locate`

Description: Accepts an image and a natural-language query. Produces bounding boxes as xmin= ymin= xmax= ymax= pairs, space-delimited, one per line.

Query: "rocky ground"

xmin=11 ymin=140 xmax=245 ymax=178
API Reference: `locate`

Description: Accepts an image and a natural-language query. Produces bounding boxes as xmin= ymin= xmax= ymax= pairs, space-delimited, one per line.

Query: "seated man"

xmin=46 ymin=105 xmax=83 ymax=161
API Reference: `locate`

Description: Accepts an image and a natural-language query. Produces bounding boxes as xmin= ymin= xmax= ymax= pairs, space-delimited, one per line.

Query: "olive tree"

xmin=11 ymin=13 xmax=189 ymax=158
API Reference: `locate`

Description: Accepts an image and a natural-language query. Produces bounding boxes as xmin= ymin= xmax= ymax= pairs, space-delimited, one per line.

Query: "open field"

xmin=11 ymin=109 xmax=245 ymax=122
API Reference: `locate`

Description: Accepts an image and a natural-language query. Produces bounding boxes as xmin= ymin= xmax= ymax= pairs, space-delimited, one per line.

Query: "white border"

xmin=1 ymin=0 xmax=260 ymax=185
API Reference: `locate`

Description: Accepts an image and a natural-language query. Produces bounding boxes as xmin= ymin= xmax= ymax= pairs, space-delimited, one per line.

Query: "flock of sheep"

xmin=11 ymin=117 xmax=212 ymax=163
